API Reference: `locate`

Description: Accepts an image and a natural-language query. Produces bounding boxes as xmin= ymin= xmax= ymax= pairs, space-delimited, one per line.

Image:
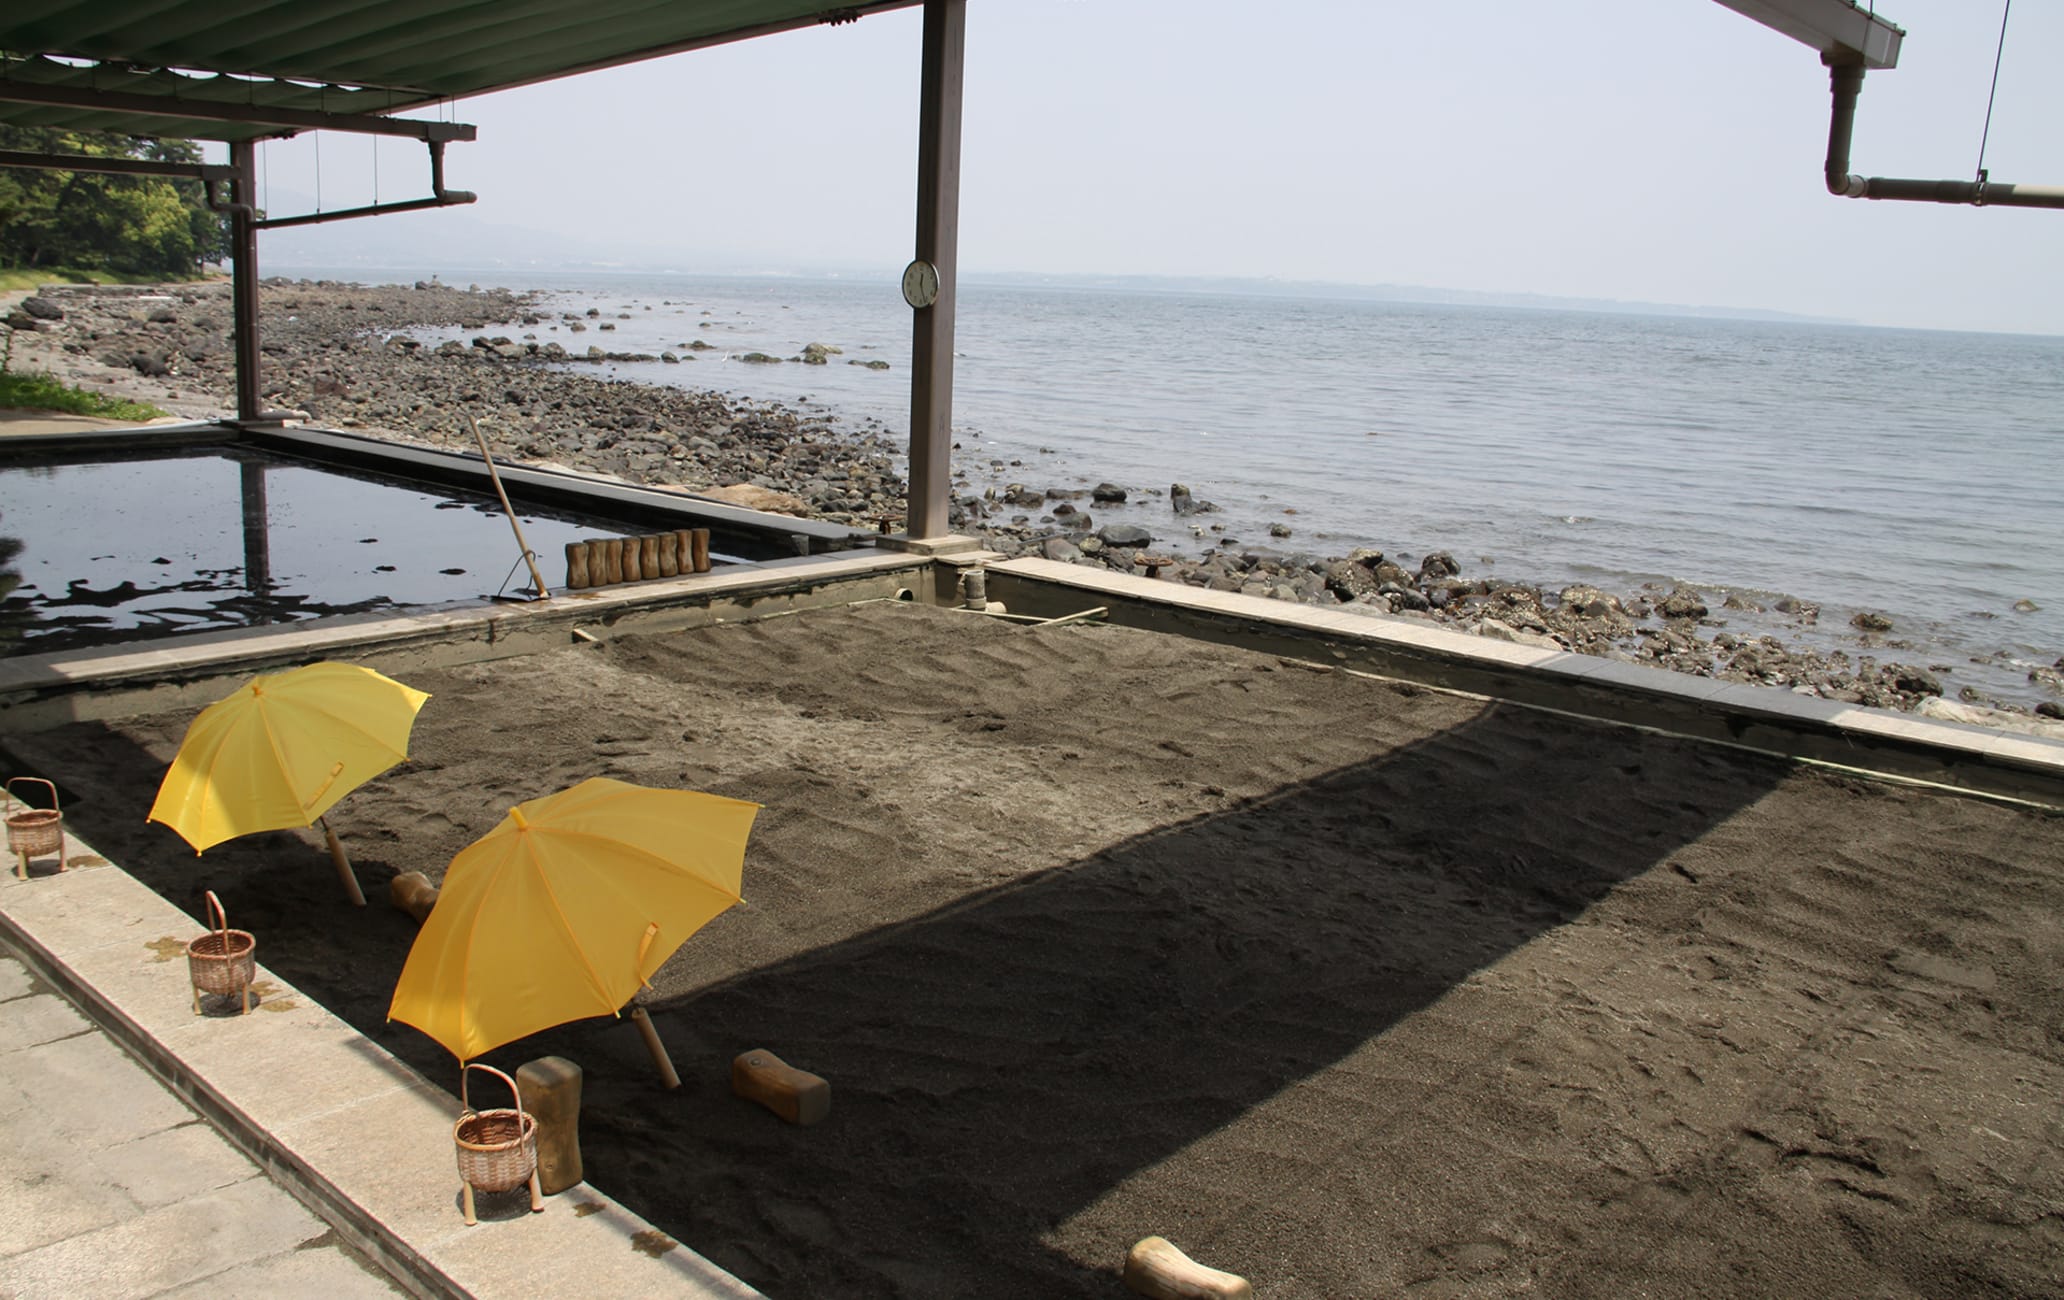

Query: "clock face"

xmin=901 ymin=259 xmax=940 ymax=309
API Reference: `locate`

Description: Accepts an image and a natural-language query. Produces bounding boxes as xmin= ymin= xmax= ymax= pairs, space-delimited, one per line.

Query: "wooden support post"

xmin=602 ymin=538 xmax=624 ymax=585
xmin=516 ymin=1057 xmax=585 ymax=1194
xmin=905 ymin=0 xmax=967 ymax=540
xmin=627 ymin=1004 xmax=681 ymax=1089
xmin=639 ymin=535 xmax=660 ymax=578
xmin=229 ymin=140 xmax=262 ymax=422
xmin=320 ymin=817 xmax=367 ymax=907
xmin=657 ymin=532 xmax=679 ymax=577
xmin=690 ymin=528 xmax=711 ymax=573
xmin=621 ymin=535 xmax=643 ymax=581
xmin=565 ymin=542 xmax=591 ymax=589
xmin=586 ymin=539 xmax=613 ymax=587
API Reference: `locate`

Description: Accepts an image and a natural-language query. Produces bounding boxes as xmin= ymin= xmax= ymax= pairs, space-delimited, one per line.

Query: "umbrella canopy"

xmin=388 ymin=776 xmax=760 ymax=1062
xmin=148 ymin=661 xmax=431 ymax=853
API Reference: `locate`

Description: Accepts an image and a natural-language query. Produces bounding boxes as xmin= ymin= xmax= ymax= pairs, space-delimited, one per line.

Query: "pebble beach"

xmin=5 ymin=277 xmax=2061 ymax=731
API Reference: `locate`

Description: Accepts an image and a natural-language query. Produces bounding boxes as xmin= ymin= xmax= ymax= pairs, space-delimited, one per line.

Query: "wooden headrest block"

xmin=1123 ymin=1236 xmax=1252 ymax=1300
xmin=731 ymin=1048 xmax=830 ymax=1126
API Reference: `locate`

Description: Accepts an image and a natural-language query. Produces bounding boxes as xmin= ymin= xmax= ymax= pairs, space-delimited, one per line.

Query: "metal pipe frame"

xmin=1824 ymin=59 xmax=2064 ymax=210
xmin=904 ymin=0 xmax=966 ymax=541
xmin=252 ymin=138 xmax=475 ymax=229
xmin=0 ymin=80 xmax=474 ymax=142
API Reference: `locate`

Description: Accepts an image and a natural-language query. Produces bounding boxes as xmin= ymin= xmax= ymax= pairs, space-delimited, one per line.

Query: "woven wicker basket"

xmin=186 ymin=890 xmax=256 ymax=1015
xmin=6 ymin=777 xmax=63 ymax=878
xmin=454 ymin=1062 xmax=543 ymax=1225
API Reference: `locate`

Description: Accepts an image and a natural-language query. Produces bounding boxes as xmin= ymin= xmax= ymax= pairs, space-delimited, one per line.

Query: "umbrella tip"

xmin=510 ymin=807 xmax=530 ymax=831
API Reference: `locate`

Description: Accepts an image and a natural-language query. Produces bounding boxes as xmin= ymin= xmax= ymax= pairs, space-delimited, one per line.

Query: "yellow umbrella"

xmin=147 ymin=661 xmax=431 ymax=906
xmin=388 ymin=776 xmax=760 ymax=1084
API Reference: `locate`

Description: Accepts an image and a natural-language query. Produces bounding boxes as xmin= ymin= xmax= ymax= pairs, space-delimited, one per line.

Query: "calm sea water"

xmin=304 ymin=266 xmax=2064 ymax=706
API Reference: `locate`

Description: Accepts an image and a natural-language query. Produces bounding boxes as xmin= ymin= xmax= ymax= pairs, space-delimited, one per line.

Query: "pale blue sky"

xmin=250 ymin=0 xmax=2063 ymax=334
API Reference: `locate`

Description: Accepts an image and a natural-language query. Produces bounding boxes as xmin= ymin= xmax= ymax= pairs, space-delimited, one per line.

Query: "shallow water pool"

xmin=0 ymin=445 xmax=637 ymax=656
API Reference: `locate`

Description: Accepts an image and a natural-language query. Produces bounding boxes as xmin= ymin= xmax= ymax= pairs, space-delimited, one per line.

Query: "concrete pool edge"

xmin=0 ymin=818 xmax=766 ymax=1300
xmin=0 ymin=549 xmax=938 ymax=730
xmin=985 ymin=557 xmax=2064 ymax=807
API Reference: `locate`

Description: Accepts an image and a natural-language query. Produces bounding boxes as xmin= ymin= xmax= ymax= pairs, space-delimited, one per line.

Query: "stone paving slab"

xmin=0 ymin=955 xmax=399 ymax=1299
xmin=0 ymin=822 xmax=765 ymax=1300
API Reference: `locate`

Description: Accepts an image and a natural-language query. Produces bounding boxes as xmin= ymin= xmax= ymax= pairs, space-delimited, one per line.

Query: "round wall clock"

xmin=901 ymin=259 xmax=940 ymax=310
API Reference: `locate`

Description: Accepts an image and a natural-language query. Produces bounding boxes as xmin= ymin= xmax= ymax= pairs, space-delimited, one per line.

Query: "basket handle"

xmin=5 ymin=777 xmax=57 ymax=815
xmin=460 ymin=1061 xmax=527 ymax=1119
xmin=203 ymin=890 xmax=229 ymax=943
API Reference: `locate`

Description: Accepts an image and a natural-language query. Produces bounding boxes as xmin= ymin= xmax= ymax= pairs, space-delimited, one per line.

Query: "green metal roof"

xmin=0 ymin=0 xmax=919 ymax=142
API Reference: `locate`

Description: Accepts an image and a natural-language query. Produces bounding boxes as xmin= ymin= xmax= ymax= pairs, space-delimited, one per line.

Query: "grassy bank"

xmin=0 ymin=370 xmax=168 ymax=421
xmin=0 ymin=267 xmax=223 ymax=293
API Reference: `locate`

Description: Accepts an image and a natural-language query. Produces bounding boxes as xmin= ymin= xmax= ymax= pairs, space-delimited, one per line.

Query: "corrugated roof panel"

xmin=0 ymin=0 xmax=919 ymax=140
xmin=1 ymin=1 xmax=917 ymax=98
xmin=0 ymin=53 xmax=426 ymax=142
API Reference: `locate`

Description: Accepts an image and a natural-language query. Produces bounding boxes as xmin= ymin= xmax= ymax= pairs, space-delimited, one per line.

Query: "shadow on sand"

xmin=15 ymin=696 xmax=1788 ymax=1298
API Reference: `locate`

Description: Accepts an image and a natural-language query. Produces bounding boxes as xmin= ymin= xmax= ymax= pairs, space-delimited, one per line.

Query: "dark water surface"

xmin=0 ymin=446 xmax=618 ymax=655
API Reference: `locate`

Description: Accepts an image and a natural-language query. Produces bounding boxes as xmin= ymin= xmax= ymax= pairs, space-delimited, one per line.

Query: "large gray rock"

xmin=20 ymin=296 xmax=64 ymax=320
xmin=1658 ymin=586 xmax=1708 ymax=620
xmin=1477 ymin=618 xmax=1562 ymax=650
xmin=1329 ymin=557 xmax=1378 ymax=602
xmin=1090 ymin=482 xmax=1128 ymax=503
xmin=1418 ymin=551 xmax=1460 ymax=580
xmin=1557 ymin=584 xmax=1622 ymax=618
xmin=1891 ymin=665 xmax=1943 ymax=696
xmin=1098 ymin=523 xmax=1152 ymax=547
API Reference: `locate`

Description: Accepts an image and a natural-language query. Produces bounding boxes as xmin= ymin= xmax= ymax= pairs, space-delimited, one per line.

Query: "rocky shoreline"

xmin=6 ymin=278 xmax=2060 ymax=732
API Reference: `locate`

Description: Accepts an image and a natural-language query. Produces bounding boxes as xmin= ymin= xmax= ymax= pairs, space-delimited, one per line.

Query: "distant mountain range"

xmin=258 ymin=195 xmax=1850 ymax=327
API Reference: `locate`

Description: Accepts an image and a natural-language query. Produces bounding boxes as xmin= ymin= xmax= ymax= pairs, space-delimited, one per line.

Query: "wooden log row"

xmin=565 ymin=528 xmax=711 ymax=590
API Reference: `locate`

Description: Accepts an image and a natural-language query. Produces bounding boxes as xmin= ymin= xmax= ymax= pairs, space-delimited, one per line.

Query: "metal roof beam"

xmin=1711 ymin=0 xmax=1903 ymax=69
xmin=0 ymin=80 xmax=473 ymax=141
xmin=0 ymin=147 xmax=235 ymax=181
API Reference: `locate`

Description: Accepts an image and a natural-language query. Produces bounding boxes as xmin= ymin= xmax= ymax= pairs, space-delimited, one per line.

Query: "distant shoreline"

xmin=268 ymin=261 xmax=1880 ymax=332
xmin=8 ymin=277 xmax=2060 ymax=731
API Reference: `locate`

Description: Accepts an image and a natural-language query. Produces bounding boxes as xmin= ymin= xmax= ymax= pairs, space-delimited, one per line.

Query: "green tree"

xmin=0 ymin=126 xmax=228 ymax=276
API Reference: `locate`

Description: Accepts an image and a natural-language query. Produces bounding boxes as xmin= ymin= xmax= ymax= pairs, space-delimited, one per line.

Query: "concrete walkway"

xmin=0 ymin=952 xmax=403 ymax=1298
xmin=0 ymin=811 xmax=763 ymax=1300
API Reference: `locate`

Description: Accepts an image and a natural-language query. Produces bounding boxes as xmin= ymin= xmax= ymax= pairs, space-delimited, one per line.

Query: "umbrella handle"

xmin=320 ymin=818 xmax=367 ymax=907
xmin=203 ymin=889 xmax=229 ymax=942
xmin=628 ymin=1006 xmax=681 ymax=1090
